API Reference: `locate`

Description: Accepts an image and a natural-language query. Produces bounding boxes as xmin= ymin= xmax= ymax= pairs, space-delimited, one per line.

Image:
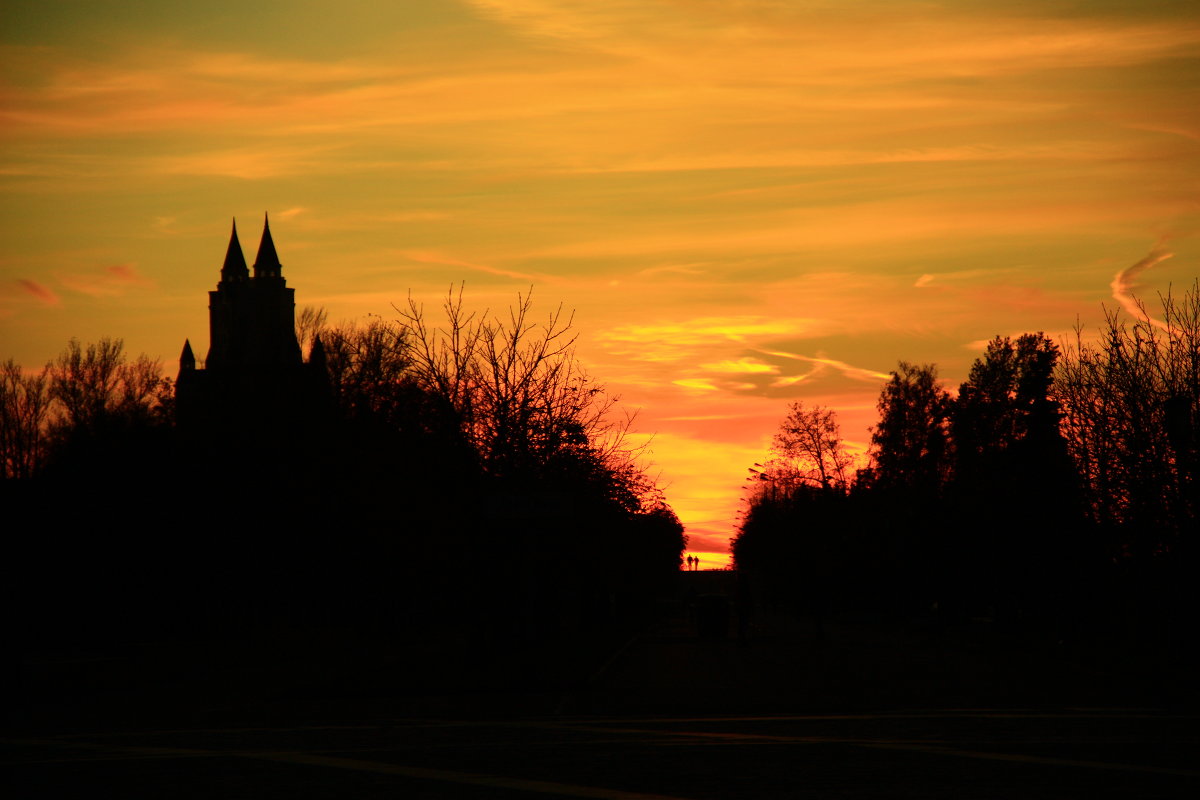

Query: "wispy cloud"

xmin=756 ymin=349 xmax=891 ymax=383
xmin=636 ymin=262 xmax=709 ymax=278
xmin=699 ymin=357 xmax=779 ymax=375
xmin=17 ymin=279 xmax=60 ymax=306
xmin=1110 ymin=241 xmax=1173 ymax=329
xmin=151 ymin=216 xmax=178 ymax=234
xmin=56 ymin=264 xmax=153 ymax=297
xmin=563 ymin=142 xmax=1140 ymax=176
xmin=400 ymin=251 xmax=540 ymax=281
xmin=597 ymin=317 xmax=815 ymax=363
xmin=151 ymin=145 xmax=345 ymax=180
xmin=673 ymin=378 xmax=720 ymax=393
xmin=466 ymin=1 xmax=1200 ymax=81
xmin=374 ymin=211 xmax=451 ymax=223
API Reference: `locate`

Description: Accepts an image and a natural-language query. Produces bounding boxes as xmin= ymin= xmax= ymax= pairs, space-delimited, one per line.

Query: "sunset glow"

xmin=3 ymin=1 xmax=1198 ymax=566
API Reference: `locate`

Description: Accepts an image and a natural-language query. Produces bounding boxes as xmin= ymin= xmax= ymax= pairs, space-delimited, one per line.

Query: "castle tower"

xmin=205 ymin=215 xmax=301 ymax=371
xmin=176 ymin=216 xmax=326 ymax=434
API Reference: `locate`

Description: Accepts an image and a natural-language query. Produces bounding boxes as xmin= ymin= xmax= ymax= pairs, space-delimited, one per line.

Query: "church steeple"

xmin=220 ymin=219 xmax=249 ymax=283
xmin=252 ymin=212 xmax=283 ymax=279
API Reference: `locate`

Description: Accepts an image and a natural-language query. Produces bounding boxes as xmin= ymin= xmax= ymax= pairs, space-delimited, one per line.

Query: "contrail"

xmin=755 ymin=349 xmax=890 ymax=383
xmin=1110 ymin=242 xmax=1173 ymax=330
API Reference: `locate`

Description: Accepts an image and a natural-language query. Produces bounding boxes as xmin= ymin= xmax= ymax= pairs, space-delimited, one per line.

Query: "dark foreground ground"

xmin=6 ymin=573 xmax=1198 ymax=798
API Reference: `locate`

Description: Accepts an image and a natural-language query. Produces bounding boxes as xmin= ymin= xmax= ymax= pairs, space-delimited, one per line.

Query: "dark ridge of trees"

xmin=732 ymin=284 xmax=1199 ymax=662
xmin=6 ymin=291 xmax=684 ymax=654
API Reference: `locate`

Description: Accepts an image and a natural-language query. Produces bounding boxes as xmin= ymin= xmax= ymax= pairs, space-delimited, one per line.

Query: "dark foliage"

xmin=734 ymin=289 xmax=1198 ymax=664
xmin=865 ymin=361 xmax=952 ymax=495
xmin=8 ymin=293 xmax=684 ymax=654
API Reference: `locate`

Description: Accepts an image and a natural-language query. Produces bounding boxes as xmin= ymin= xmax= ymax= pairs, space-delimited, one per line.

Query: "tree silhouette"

xmin=295 ymin=304 xmax=328 ymax=360
xmin=733 ymin=403 xmax=856 ymax=623
xmin=866 ymin=361 xmax=951 ymax=494
xmin=47 ymin=338 xmax=168 ymax=434
xmin=1048 ymin=283 xmax=1200 ymax=657
xmin=1056 ymin=283 xmax=1199 ymax=551
xmin=318 ymin=316 xmax=414 ymax=422
xmin=772 ymin=401 xmax=854 ymax=492
xmin=948 ymin=333 xmax=1077 ymax=621
xmin=0 ymin=359 xmax=50 ymax=479
xmin=394 ymin=286 xmax=651 ymax=496
xmin=1 ymin=338 xmax=173 ymax=479
xmin=953 ymin=334 xmax=1059 ymax=466
xmin=283 ymin=289 xmax=685 ymax=638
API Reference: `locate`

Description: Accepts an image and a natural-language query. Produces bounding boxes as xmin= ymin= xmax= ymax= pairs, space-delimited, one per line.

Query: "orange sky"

xmin=3 ymin=1 xmax=1199 ymax=566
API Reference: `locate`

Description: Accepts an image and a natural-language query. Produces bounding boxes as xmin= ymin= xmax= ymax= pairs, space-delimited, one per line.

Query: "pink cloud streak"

xmin=17 ymin=279 xmax=60 ymax=306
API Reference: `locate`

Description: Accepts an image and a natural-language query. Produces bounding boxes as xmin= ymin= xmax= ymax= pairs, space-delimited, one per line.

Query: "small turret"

xmin=252 ymin=212 xmax=283 ymax=279
xmin=180 ymin=339 xmax=196 ymax=371
xmin=309 ymin=334 xmax=327 ymax=370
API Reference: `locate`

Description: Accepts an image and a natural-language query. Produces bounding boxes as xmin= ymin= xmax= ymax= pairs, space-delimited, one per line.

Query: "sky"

xmin=2 ymin=0 xmax=1198 ymax=567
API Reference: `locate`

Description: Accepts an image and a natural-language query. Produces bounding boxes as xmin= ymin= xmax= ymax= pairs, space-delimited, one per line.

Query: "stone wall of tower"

xmin=205 ymin=216 xmax=301 ymax=372
xmin=206 ymin=278 xmax=300 ymax=371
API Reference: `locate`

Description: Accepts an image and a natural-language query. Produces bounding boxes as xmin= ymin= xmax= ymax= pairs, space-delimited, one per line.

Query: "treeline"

xmin=5 ymin=290 xmax=684 ymax=648
xmin=1 ymin=339 xmax=173 ymax=480
xmin=733 ymin=284 xmax=1199 ymax=654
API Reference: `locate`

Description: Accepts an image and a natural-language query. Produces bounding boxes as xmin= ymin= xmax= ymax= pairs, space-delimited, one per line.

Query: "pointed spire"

xmin=221 ymin=218 xmax=249 ymax=282
xmin=309 ymin=334 xmax=326 ymax=368
xmin=252 ymin=212 xmax=282 ymax=278
xmin=179 ymin=339 xmax=196 ymax=370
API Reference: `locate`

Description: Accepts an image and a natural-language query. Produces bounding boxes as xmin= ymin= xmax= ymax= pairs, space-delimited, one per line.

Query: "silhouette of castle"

xmin=176 ymin=215 xmax=328 ymax=433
